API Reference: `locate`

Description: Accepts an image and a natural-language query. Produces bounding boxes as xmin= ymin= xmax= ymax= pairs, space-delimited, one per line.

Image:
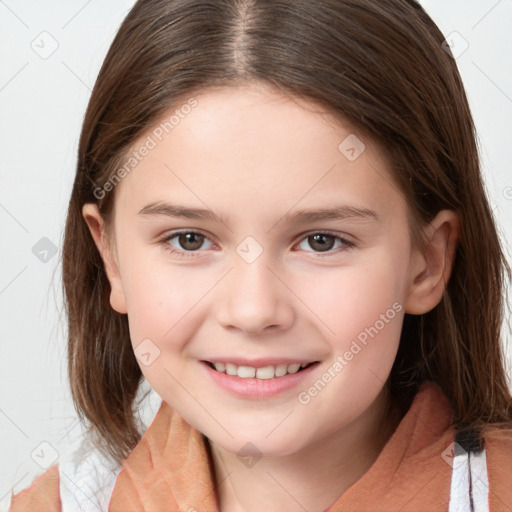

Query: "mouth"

xmin=202 ymin=360 xmax=318 ymax=380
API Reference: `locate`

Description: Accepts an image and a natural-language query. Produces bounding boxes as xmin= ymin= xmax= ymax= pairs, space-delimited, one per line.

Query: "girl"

xmin=10 ymin=0 xmax=512 ymax=511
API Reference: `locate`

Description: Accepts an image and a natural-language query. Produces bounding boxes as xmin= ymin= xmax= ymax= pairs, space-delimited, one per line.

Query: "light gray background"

xmin=1 ymin=0 xmax=511 ymax=508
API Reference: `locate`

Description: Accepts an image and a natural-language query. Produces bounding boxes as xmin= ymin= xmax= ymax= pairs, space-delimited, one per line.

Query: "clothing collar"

xmin=109 ymin=382 xmax=455 ymax=511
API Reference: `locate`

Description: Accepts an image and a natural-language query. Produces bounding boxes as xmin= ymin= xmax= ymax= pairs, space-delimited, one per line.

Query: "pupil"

xmin=180 ymin=233 xmax=203 ymax=251
xmin=310 ymin=234 xmax=334 ymax=252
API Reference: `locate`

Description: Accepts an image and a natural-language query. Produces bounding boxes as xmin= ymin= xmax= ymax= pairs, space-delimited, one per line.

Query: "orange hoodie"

xmin=9 ymin=382 xmax=512 ymax=511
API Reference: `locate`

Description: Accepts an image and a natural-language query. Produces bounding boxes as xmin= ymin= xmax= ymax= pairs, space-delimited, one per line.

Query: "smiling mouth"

xmin=203 ymin=361 xmax=318 ymax=379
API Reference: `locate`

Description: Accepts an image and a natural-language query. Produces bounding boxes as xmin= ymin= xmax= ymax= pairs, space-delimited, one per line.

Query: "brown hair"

xmin=62 ymin=0 xmax=512 ymax=464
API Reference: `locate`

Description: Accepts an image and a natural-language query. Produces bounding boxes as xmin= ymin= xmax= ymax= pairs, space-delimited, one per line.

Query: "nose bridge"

xmin=215 ymin=244 xmax=294 ymax=333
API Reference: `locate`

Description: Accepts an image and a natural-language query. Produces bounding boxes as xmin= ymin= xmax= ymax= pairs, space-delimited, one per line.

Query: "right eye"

xmin=160 ymin=230 xmax=216 ymax=258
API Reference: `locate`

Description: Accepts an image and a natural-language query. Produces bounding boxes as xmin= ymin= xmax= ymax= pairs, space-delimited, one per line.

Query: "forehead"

xmin=113 ymin=85 xmax=404 ymax=224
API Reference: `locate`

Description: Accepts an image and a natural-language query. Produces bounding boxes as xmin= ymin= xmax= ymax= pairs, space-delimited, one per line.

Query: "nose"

xmin=215 ymin=254 xmax=295 ymax=335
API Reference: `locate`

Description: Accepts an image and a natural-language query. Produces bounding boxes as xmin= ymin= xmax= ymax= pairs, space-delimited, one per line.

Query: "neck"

xmin=209 ymin=386 xmax=400 ymax=512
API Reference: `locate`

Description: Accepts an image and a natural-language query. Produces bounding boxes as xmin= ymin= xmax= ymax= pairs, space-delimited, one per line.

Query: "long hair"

xmin=62 ymin=0 xmax=512 ymax=464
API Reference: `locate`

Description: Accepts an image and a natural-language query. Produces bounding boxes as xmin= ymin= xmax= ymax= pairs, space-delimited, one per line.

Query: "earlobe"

xmin=404 ymin=210 xmax=460 ymax=315
xmin=82 ymin=203 xmax=128 ymax=314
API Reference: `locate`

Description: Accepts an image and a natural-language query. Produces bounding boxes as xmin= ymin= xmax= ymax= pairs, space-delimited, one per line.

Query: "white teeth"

xmin=237 ymin=366 xmax=256 ymax=378
xmin=275 ymin=364 xmax=288 ymax=377
xmin=210 ymin=361 xmax=313 ymax=379
xmin=225 ymin=363 xmax=237 ymax=376
xmin=214 ymin=362 xmax=225 ymax=372
xmin=287 ymin=363 xmax=301 ymax=374
xmin=256 ymin=366 xmax=275 ymax=380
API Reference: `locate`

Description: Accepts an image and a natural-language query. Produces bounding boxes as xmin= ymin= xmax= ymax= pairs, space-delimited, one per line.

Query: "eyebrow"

xmin=137 ymin=201 xmax=380 ymax=224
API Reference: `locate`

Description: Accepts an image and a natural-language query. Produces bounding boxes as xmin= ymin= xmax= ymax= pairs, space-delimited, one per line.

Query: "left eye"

xmin=296 ymin=233 xmax=353 ymax=254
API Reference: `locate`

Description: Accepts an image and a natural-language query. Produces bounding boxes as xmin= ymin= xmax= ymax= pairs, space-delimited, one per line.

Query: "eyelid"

xmin=160 ymin=228 xmax=215 ymax=242
xmin=292 ymin=230 xmax=356 ymax=255
xmin=158 ymin=228 xmax=217 ymax=249
xmin=293 ymin=229 xmax=356 ymax=244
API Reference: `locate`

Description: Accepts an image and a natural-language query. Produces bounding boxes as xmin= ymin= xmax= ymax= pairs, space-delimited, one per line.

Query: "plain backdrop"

xmin=1 ymin=0 xmax=511 ymax=508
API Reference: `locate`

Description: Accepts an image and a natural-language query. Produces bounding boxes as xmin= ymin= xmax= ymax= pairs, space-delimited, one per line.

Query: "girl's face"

xmin=86 ymin=84 xmax=442 ymax=457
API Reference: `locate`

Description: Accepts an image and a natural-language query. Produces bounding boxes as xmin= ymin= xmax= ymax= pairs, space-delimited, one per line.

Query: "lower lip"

xmin=200 ymin=361 xmax=320 ymax=399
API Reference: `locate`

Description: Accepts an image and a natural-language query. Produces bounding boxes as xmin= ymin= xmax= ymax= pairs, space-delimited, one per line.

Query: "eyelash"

xmin=159 ymin=230 xmax=355 ymax=259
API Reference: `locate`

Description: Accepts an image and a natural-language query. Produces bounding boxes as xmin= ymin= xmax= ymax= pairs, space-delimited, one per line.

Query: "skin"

xmin=83 ymin=83 xmax=460 ymax=512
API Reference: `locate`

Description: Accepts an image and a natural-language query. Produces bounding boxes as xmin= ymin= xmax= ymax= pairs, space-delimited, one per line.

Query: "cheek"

xmin=118 ymin=256 xmax=210 ymax=400
xmin=301 ymin=258 xmax=405 ymax=337
xmin=290 ymin=261 xmax=407 ymax=432
xmin=122 ymin=262 xmax=206 ymax=343
xmin=117 ymin=248 xmax=227 ymax=396
xmin=294 ymin=252 xmax=407 ymax=386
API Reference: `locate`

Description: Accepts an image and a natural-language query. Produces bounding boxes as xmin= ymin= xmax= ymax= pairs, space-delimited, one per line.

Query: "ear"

xmin=82 ymin=203 xmax=128 ymax=314
xmin=404 ymin=210 xmax=460 ymax=315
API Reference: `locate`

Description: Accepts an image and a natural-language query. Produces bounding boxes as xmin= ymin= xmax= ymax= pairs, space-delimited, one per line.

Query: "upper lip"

xmin=201 ymin=358 xmax=319 ymax=367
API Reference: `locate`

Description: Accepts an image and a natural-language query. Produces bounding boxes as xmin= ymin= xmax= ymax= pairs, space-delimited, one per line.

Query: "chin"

xmin=207 ymin=426 xmax=309 ymax=460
